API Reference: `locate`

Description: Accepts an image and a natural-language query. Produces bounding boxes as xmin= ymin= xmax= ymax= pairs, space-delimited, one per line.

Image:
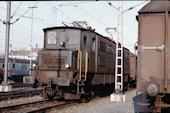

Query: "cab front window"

xmin=47 ymin=31 xmax=57 ymax=44
xmin=68 ymin=31 xmax=79 ymax=44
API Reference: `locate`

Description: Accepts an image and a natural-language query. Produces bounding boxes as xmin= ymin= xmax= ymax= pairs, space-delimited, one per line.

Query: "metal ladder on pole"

xmin=115 ymin=1 xmax=123 ymax=94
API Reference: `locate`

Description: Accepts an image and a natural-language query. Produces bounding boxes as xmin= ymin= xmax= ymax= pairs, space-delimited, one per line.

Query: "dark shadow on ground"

xmin=133 ymin=93 xmax=153 ymax=112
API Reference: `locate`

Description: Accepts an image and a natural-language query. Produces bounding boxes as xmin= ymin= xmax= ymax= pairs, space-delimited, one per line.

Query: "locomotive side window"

xmin=83 ymin=34 xmax=87 ymax=48
xmin=100 ymin=41 xmax=106 ymax=52
xmin=107 ymin=45 xmax=113 ymax=54
xmin=68 ymin=31 xmax=79 ymax=44
xmin=92 ymin=38 xmax=96 ymax=51
xmin=47 ymin=31 xmax=57 ymax=44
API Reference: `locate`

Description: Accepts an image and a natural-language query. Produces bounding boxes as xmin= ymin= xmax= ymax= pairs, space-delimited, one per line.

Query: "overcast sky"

xmin=0 ymin=1 xmax=149 ymax=54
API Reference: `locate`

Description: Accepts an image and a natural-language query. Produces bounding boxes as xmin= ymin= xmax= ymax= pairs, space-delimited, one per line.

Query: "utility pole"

xmin=29 ymin=6 xmax=37 ymax=76
xmin=0 ymin=1 xmax=12 ymax=92
xmin=115 ymin=1 xmax=123 ymax=93
xmin=111 ymin=1 xmax=125 ymax=102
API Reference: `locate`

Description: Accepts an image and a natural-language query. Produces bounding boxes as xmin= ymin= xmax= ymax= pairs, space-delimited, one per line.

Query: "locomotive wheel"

xmin=91 ymin=91 xmax=95 ymax=98
xmin=47 ymin=93 xmax=54 ymax=100
xmin=79 ymin=94 xmax=91 ymax=103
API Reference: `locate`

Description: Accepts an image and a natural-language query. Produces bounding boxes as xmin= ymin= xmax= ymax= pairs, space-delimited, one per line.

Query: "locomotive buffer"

xmin=110 ymin=1 xmax=125 ymax=102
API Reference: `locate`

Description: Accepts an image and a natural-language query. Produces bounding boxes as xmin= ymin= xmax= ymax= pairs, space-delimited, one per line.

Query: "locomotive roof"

xmin=43 ymin=26 xmax=116 ymax=43
xmin=43 ymin=26 xmax=130 ymax=52
xmin=139 ymin=1 xmax=170 ymax=14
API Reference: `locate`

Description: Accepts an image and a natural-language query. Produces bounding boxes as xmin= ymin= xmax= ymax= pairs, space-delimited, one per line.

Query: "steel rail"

xmin=25 ymin=101 xmax=77 ymax=113
xmin=0 ymin=96 xmax=64 ymax=112
xmin=0 ymin=88 xmax=42 ymax=100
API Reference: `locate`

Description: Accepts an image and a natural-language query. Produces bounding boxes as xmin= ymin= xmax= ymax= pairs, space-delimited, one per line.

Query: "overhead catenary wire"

xmin=122 ymin=1 xmax=147 ymax=14
xmin=11 ymin=1 xmax=39 ymax=24
xmin=11 ymin=3 xmax=52 ymax=27
xmin=0 ymin=29 xmax=43 ymax=43
xmin=0 ymin=1 xmax=147 ymax=53
xmin=48 ymin=2 xmax=74 ymax=22
xmin=56 ymin=1 xmax=95 ymax=7
xmin=0 ymin=5 xmax=49 ymax=38
xmin=74 ymin=5 xmax=109 ymax=28
xmin=106 ymin=1 xmax=148 ymax=46
xmin=107 ymin=0 xmax=118 ymax=10
xmin=0 ymin=3 xmax=50 ymax=27
xmin=11 ymin=1 xmax=23 ymax=19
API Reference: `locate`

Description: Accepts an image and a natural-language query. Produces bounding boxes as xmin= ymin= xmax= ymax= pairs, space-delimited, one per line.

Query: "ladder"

xmin=115 ymin=1 xmax=123 ymax=93
xmin=77 ymin=51 xmax=88 ymax=94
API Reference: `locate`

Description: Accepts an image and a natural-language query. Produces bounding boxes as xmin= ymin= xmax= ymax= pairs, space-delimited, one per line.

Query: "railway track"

xmin=0 ymin=88 xmax=42 ymax=100
xmin=0 ymin=96 xmax=77 ymax=113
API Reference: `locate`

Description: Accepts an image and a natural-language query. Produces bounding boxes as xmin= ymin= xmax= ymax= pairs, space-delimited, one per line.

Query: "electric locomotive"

xmin=24 ymin=26 xmax=131 ymax=100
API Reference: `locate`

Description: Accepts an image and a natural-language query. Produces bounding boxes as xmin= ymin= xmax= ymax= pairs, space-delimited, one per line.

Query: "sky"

xmin=0 ymin=1 xmax=149 ymax=54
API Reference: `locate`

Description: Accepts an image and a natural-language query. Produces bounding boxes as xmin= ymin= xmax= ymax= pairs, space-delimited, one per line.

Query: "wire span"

xmin=11 ymin=1 xmax=23 ymax=19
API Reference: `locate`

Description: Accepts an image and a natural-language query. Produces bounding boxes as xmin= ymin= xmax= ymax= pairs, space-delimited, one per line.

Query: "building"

xmin=9 ymin=47 xmax=40 ymax=60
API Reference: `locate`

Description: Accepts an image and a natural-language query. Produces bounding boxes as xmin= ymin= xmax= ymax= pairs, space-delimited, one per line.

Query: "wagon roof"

xmin=139 ymin=1 xmax=170 ymax=14
xmin=0 ymin=58 xmax=36 ymax=64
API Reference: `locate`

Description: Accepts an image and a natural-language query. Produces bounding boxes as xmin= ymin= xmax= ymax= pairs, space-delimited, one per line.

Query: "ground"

xmin=49 ymin=89 xmax=153 ymax=113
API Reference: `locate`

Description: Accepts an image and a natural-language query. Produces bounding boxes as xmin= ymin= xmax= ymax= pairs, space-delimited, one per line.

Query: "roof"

xmin=139 ymin=1 xmax=170 ymax=14
xmin=43 ymin=26 xmax=116 ymax=43
xmin=43 ymin=26 xmax=131 ymax=52
xmin=0 ymin=58 xmax=36 ymax=64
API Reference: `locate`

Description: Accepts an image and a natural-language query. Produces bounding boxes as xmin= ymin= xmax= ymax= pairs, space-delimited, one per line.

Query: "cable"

xmin=122 ymin=1 xmax=148 ymax=14
xmin=11 ymin=3 xmax=52 ymax=27
xmin=11 ymin=1 xmax=23 ymax=19
xmin=0 ymin=27 xmax=42 ymax=43
xmin=74 ymin=6 xmax=109 ymax=28
xmin=11 ymin=1 xmax=39 ymax=24
xmin=107 ymin=1 xmax=118 ymax=10
xmin=48 ymin=3 xmax=74 ymax=22
xmin=103 ymin=2 xmax=115 ymax=14
xmin=0 ymin=18 xmax=5 ymax=24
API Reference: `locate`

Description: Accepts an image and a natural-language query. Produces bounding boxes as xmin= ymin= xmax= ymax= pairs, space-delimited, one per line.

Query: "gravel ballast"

xmin=49 ymin=89 xmax=152 ymax=113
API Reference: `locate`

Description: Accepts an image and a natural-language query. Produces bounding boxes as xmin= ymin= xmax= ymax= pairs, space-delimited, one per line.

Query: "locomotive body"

xmin=137 ymin=1 xmax=170 ymax=110
xmin=28 ymin=26 xmax=131 ymax=100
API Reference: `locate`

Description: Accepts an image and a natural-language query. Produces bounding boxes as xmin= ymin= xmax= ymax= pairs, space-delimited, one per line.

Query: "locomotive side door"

xmin=89 ymin=33 xmax=96 ymax=72
xmin=81 ymin=32 xmax=89 ymax=72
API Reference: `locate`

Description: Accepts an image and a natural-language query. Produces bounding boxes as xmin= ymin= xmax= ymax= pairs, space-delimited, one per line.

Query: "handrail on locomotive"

xmin=77 ymin=51 xmax=88 ymax=82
